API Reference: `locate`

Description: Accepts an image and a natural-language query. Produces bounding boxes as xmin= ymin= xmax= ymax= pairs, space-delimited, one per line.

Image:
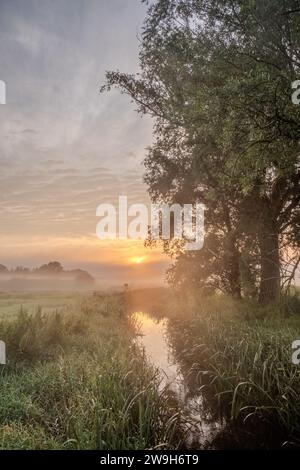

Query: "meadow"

xmin=0 ymin=291 xmax=181 ymax=450
xmin=0 ymin=292 xmax=81 ymax=320
xmin=0 ymin=289 xmax=300 ymax=449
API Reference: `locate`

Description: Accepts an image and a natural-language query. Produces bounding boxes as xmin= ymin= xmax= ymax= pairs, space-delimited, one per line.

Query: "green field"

xmin=0 ymin=290 xmax=300 ymax=449
xmin=0 ymin=291 xmax=181 ymax=450
xmin=0 ymin=292 xmax=83 ymax=320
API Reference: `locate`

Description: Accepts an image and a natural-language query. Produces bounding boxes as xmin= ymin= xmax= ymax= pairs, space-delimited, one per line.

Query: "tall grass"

xmin=0 ymin=294 xmax=181 ymax=449
xmin=167 ymin=295 xmax=300 ymax=448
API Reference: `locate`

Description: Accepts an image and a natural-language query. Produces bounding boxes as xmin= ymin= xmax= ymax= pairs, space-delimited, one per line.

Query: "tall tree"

xmin=102 ymin=0 xmax=300 ymax=304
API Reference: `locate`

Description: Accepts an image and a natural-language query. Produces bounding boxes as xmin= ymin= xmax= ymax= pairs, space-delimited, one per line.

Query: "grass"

xmin=1 ymin=288 xmax=299 ymax=449
xmin=0 ymin=292 xmax=81 ymax=320
xmin=0 ymin=292 xmax=182 ymax=450
xmin=166 ymin=294 xmax=300 ymax=448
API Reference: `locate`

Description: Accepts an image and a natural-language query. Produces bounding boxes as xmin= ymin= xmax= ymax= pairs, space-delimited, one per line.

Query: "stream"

xmin=132 ymin=311 xmax=222 ymax=449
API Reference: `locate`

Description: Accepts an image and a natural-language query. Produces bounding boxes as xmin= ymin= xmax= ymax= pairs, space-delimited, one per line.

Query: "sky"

xmin=0 ymin=0 xmax=169 ymax=286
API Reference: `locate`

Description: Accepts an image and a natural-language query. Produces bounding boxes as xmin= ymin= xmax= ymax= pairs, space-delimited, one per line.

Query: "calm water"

xmin=132 ymin=311 xmax=222 ymax=448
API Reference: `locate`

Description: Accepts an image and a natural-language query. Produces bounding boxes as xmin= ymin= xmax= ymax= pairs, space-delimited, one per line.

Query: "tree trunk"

xmin=258 ymin=220 xmax=280 ymax=305
xmin=226 ymin=235 xmax=241 ymax=299
xmin=240 ymin=250 xmax=258 ymax=299
xmin=229 ymin=254 xmax=242 ymax=299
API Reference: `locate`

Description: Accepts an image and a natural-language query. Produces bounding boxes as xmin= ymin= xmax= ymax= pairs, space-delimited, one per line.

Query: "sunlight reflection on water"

xmin=132 ymin=311 xmax=222 ymax=448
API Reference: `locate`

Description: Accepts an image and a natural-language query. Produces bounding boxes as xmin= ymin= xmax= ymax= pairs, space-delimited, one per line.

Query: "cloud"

xmin=0 ymin=0 xmax=166 ymax=283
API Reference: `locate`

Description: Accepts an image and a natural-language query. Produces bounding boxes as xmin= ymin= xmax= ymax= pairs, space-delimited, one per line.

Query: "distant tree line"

xmin=0 ymin=261 xmax=94 ymax=284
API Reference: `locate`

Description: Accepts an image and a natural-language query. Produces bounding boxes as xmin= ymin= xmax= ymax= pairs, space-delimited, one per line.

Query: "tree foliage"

xmin=102 ymin=0 xmax=300 ymax=304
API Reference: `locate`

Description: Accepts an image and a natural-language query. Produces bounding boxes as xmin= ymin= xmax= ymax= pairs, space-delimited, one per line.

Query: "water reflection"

xmin=132 ymin=311 xmax=222 ymax=448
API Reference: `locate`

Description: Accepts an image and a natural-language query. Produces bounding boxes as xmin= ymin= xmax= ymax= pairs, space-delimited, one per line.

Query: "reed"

xmin=0 ymin=294 xmax=181 ymax=449
xmin=167 ymin=295 xmax=300 ymax=448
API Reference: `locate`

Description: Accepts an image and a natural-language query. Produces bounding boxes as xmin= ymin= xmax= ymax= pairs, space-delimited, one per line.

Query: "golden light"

xmin=133 ymin=256 xmax=145 ymax=264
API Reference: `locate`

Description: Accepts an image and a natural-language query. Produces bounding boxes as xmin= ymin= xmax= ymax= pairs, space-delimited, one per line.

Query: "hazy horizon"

xmin=0 ymin=0 xmax=169 ymax=286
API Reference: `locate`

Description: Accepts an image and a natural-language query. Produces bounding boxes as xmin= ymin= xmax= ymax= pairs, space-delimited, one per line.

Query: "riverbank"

xmin=166 ymin=294 xmax=300 ymax=448
xmin=1 ymin=289 xmax=299 ymax=449
xmin=0 ymin=292 xmax=181 ymax=449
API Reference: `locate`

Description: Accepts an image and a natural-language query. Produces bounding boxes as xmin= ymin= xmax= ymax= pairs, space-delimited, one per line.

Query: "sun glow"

xmin=133 ymin=256 xmax=145 ymax=264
